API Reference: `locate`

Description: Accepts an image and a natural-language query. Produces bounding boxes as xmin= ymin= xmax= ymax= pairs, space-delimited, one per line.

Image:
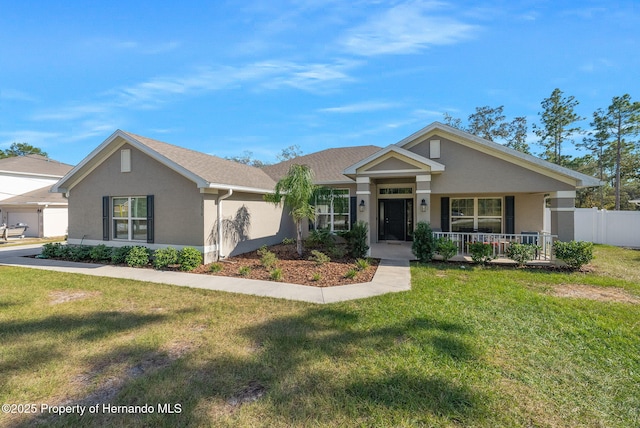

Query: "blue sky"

xmin=1 ymin=0 xmax=638 ymax=165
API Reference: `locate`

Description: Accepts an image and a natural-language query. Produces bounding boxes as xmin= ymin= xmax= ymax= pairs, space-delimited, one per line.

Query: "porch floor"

xmin=370 ymin=241 xmax=416 ymax=261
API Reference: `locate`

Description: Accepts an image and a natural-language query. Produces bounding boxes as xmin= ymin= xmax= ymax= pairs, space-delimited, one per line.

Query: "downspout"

xmin=217 ymin=188 xmax=233 ymax=260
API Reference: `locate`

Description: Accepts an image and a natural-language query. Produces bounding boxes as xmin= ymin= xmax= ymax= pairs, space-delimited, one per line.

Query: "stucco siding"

xmin=68 ymin=144 xmax=205 ymax=246
xmin=409 ymin=136 xmax=574 ymax=193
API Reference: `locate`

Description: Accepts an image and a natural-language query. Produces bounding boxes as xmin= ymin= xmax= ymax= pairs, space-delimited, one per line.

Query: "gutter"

xmin=217 ymin=188 xmax=233 ymax=260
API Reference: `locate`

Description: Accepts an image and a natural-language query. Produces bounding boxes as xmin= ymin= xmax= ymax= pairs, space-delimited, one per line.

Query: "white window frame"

xmin=315 ymin=189 xmax=350 ymax=233
xmin=112 ymin=196 xmax=147 ymax=241
xmin=451 ymin=197 xmax=503 ymax=233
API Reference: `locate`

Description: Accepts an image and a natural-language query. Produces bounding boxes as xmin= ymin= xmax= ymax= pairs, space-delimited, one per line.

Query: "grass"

xmin=0 ymin=245 xmax=638 ymax=427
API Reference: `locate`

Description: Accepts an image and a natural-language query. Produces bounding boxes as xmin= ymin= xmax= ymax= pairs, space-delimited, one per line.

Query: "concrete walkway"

xmin=0 ymin=244 xmax=412 ymax=304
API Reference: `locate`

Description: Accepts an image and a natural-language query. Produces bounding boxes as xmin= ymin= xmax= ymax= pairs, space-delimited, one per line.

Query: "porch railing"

xmin=432 ymin=232 xmax=557 ymax=261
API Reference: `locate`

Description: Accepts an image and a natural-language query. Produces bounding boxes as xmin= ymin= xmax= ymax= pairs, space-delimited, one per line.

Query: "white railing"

xmin=432 ymin=232 xmax=556 ymax=261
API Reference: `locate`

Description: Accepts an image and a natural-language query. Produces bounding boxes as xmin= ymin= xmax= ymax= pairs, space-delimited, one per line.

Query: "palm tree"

xmin=264 ymin=164 xmax=317 ymax=257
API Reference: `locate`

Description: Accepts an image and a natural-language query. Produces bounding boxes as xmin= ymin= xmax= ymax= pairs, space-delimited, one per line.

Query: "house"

xmin=52 ymin=123 xmax=601 ymax=262
xmin=0 ymin=155 xmax=73 ymax=237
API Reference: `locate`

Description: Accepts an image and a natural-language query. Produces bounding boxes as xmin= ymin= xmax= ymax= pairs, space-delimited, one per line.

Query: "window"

xmin=379 ymin=187 xmax=413 ymax=195
xmin=430 ymin=140 xmax=441 ymax=159
xmin=315 ymin=189 xmax=350 ymax=232
xmin=113 ymin=197 xmax=148 ymax=241
xmin=121 ymin=149 xmax=131 ymax=172
xmin=451 ymin=197 xmax=502 ymax=233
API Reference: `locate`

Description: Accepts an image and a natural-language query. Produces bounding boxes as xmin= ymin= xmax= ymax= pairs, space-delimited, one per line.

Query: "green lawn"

xmin=1 ymin=245 xmax=639 ymax=427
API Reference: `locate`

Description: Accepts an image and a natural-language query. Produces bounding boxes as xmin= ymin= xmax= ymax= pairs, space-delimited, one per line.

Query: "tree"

xmin=264 ymin=164 xmax=317 ymax=257
xmin=591 ymin=94 xmax=640 ymax=210
xmin=225 ymin=150 xmax=268 ymax=167
xmin=533 ymin=88 xmax=584 ymax=166
xmin=277 ymin=145 xmax=303 ymax=161
xmin=0 ymin=142 xmax=48 ymax=159
xmin=505 ymin=116 xmax=531 ymax=154
xmin=467 ymin=105 xmax=510 ymax=142
xmin=442 ymin=112 xmax=464 ymax=130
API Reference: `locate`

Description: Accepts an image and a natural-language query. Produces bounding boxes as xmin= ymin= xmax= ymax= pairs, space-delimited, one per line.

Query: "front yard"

xmin=0 ymin=245 xmax=638 ymax=427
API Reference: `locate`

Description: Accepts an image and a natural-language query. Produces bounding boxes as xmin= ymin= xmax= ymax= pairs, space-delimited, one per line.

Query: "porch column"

xmin=416 ymin=175 xmax=431 ymax=226
xmin=356 ymin=176 xmax=372 ymax=249
xmin=549 ymin=190 xmax=575 ymax=241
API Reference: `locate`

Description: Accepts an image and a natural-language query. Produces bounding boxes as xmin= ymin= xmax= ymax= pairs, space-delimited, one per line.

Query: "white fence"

xmin=574 ymin=208 xmax=640 ymax=248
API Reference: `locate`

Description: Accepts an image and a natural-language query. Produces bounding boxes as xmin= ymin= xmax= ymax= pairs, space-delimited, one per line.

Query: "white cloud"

xmin=0 ymin=89 xmax=37 ymax=102
xmin=319 ymin=101 xmax=400 ymax=113
xmin=341 ymin=0 xmax=478 ymax=56
xmin=0 ymin=130 xmax=62 ymax=148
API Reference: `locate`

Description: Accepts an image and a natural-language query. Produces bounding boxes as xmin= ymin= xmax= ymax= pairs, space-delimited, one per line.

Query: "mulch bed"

xmin=193 ymin=243 xmax=379 ymax=287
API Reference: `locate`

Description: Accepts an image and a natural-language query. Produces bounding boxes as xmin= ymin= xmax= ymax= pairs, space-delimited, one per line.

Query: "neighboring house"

xmin=0 ymin=155 xmax=73 ymax=237
xmin=52 ymin=123 xmax=601 ymax=261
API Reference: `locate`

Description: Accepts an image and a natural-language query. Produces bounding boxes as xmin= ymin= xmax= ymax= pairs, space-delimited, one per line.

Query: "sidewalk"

xmin=0 ymin=245 xmax=411 ymax=304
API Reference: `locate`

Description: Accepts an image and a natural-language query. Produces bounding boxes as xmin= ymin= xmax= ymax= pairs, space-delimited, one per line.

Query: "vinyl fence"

xmin=574 ymin=208 xmax=640 ymax=248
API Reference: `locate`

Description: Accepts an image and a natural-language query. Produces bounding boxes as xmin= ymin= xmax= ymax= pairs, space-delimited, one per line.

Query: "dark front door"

xmin=379 ymin=199 xmax=413 ymax=241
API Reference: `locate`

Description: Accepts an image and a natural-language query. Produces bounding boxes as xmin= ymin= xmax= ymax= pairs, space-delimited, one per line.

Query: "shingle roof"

xmin=121 ymin=131 xmax=278 ymax=191
xmin=262 ymin=145 xmax=382 ymax=183
xmin=0 ymin=185 xmax=67 ymax=205
xmin=0 ymin=154 xmax=73 ymax=177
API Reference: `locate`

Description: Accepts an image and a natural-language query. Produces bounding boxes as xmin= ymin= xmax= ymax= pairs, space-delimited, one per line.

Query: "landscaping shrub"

xmin=469 ymin=242 xmax=493 ymax=265
xmin=68 ymin=245 xmax=91 ymax=262
xmin=553 ymin=240 xmax=594 ymax=269
xmin=306 ymin=229 xmax=335 ymax=249
xmin=327 ymin=245 xmax=346 ymax=260
xmin=341 ymin=221 xmax=369 ymax=259
xmin=505 ymin=242 xmax=539 ymax=267
xmin=89 ymin=244 xmax=113 ymax=262
xmin=282 ymin=237 xmax=295 ymax=245
xmin=411 ymin=222 xmax=436 ymax=263
xmin=309 ymin=250 xmax=330 ymax=266
xmin=179 ymin=247 xmax=202 ymax=271
xmin=111 ymin=246 xmax=133 ymax=264
xmin=153 ymin=247 xmax=179 ymax=269
xmin=209 ymin=263 xmax=223 ymax=273
xmin=126 ymin=246 xmax=151 ymax=267
xmin=344 ymin=268 xmax=358 ymax=279
xmin=311 ymin=272 xmax=321 ymax=281
xmin=41 ymin=242 xmax=64 ymax=259
xmin=239 ymin=266 xmax=251 ymax=276
xmin=435 ymin=237 xmax=458 ymax=262
xmin=258 ymin=246 xmax=278 ymax=269
xmin=355 ymin=258 xmax=370 ymax=270
xmin=270 ymin=268 xmax=283 ymax=281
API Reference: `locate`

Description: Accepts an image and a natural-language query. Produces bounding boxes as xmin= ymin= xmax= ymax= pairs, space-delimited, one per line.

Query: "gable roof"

xmin=53 ymin=130 xmax=278 ymax=194
xmin=395 ymin=122 xmax=602 ymax=188
xmin=343 ymin=145 xmax=445 ymax=176
xmin=0 ymin=154 xmax=73 ymax=178
xmin=0 ymin=185 xmax=67 ymax=206
xmin=263 ymin=145 xmax=381 ymax=184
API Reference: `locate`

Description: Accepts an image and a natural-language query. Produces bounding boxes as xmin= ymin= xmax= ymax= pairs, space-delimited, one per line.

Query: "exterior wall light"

xmin=359 ymin=200 xmax=365 ymax=212
xmin=421 ymin=199 xmax=427 ymax=212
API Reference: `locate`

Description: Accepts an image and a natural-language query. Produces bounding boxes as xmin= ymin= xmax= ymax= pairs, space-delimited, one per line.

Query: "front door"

xmin=379 ymin=199 xmax=413 ymax=241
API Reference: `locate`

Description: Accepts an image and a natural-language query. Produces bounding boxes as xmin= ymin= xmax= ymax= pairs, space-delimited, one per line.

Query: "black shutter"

xmin=350 ymin=196 xmax=357 ymax=229
xmin=440 ymin=197 xmax=450 ymax=232
xmin=505 ymin=195 xmax=515 ymax=234
xmin=102 ymin=196 xmax=110 ymax=240
xmin=147 ymin=195 xmax=154 ymax=243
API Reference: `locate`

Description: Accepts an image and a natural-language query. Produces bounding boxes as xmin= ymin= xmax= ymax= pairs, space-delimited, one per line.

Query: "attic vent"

xmin=121 ymin=149 xmax=131 ymax=173
xmin=430 ymin=140 xmax=441 ymax=159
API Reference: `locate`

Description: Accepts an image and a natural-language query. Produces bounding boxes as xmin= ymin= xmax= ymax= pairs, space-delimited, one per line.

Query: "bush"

xmin=258 ymin=246 xmax=278 ymax=269
xmin=311 ymin=272 xmax=321 ymax=281
xmin=270 ymin=268 xmax=283 ymax=281
xmin=505 ymin=242 xmax=539 ymax=267
xmin=306 ymin=229 xmax=335 ymax=249
xmin=209 ymin=263 xmax=223 ymax=273
xmin=344 ymin=268 xmax=358 ymax=279
xmin=309 ymin=250 xmax=330 ymax=266
xmin=239 ymin=266 xmax=251 ymax=276
xmin=553 ymin=240 xmax=594 ymax=270
xmin=435 ymin=237 xmax=458 ymax=262
xmin=68 ymin=245 xmax=91 ymax=262
xmin=327 ymin=245 xmax=346 ymax=260
xmin=111 ymin=246 xmax=133 ymax=265
xmin=412 ymin=222 xmax=436 ymax=263
xmin=126 ymin=246 xmax=151 ymax=267
xmin=153 ymin=247 xmax=179 ymax=269
xmin=179 ymin=247 xmax=203 ymax=271
xmin=355 ymin=258 xmax=370 ymax=270
xmin=469 ymin=242 xmax=493 ymax=265
xmin=41 ymin=242 xmax=65 ymax=259
xmin=282 ymin=237 xmax=295 ymax=245
xmin=90 ymin=244 xmax=113 ymax=262
xmin=341 ymin=221 xmax=369 ymax=259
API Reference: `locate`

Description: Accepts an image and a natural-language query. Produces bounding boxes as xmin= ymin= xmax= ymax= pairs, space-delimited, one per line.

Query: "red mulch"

xmin=192 ymin=243 xmax=379 ymax=287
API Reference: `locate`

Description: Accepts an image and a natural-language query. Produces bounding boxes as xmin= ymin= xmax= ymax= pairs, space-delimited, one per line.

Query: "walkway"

xmin=0 ymin=244 xmax=412 ymax=304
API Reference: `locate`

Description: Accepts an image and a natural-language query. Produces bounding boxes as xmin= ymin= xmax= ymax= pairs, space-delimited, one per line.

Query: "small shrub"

xmin=327 ymin=245 xmax=346 ymax=260
xmin=355 ymin=258 xmax=370 ymax=270
xmin=412 ymin=222 xmax=436 ymax=263
xmin=309 ymin=250 xmax=330 ymax=266
xmin=553 ymin=240 xmax=594 ymax=269
xmin=469 ymin=242 xmax=493 ymax=265
xmin=311 ymin=272 xmax=322 ymax=281
xmin=435 ymin=237 xmax=458 ymax=262
xmin=239 ymin=266 xmax=251 ymax=276
xmin=126 ymin=246 xmax=151 ymax=267
xmin=505 ymin=242 xmax=539 ymax=267
xmin=270 ymin=268 xmax=283 ymax=281
xmin=153 ymin=247 xmax=179 ymax=269
xmin=209 ymin=263 xmax=223 ymax=273
xmin=111 ymin=246 xmax=133 ymax=265
xmin=90 ymin=244 xmax=113 ymax=262
xmin=344 ymin=268 xmax=358 ymax=279
xmin=179 ymin=247 xmax=203 ymax=271
xmin=341 ymin=221 xmax=370 ymax=259
xmin=282 ymin=237 xmax=295 ymax=245
xmin=41 ymin=242 xmax=62 ymax=258
xmin=258 ymin=246 xmax=278 ymax=269
xmin=68 ymin=245 xmax=91 ymax=262
xmin=306 ymin=229 xmax=335 ymax=249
